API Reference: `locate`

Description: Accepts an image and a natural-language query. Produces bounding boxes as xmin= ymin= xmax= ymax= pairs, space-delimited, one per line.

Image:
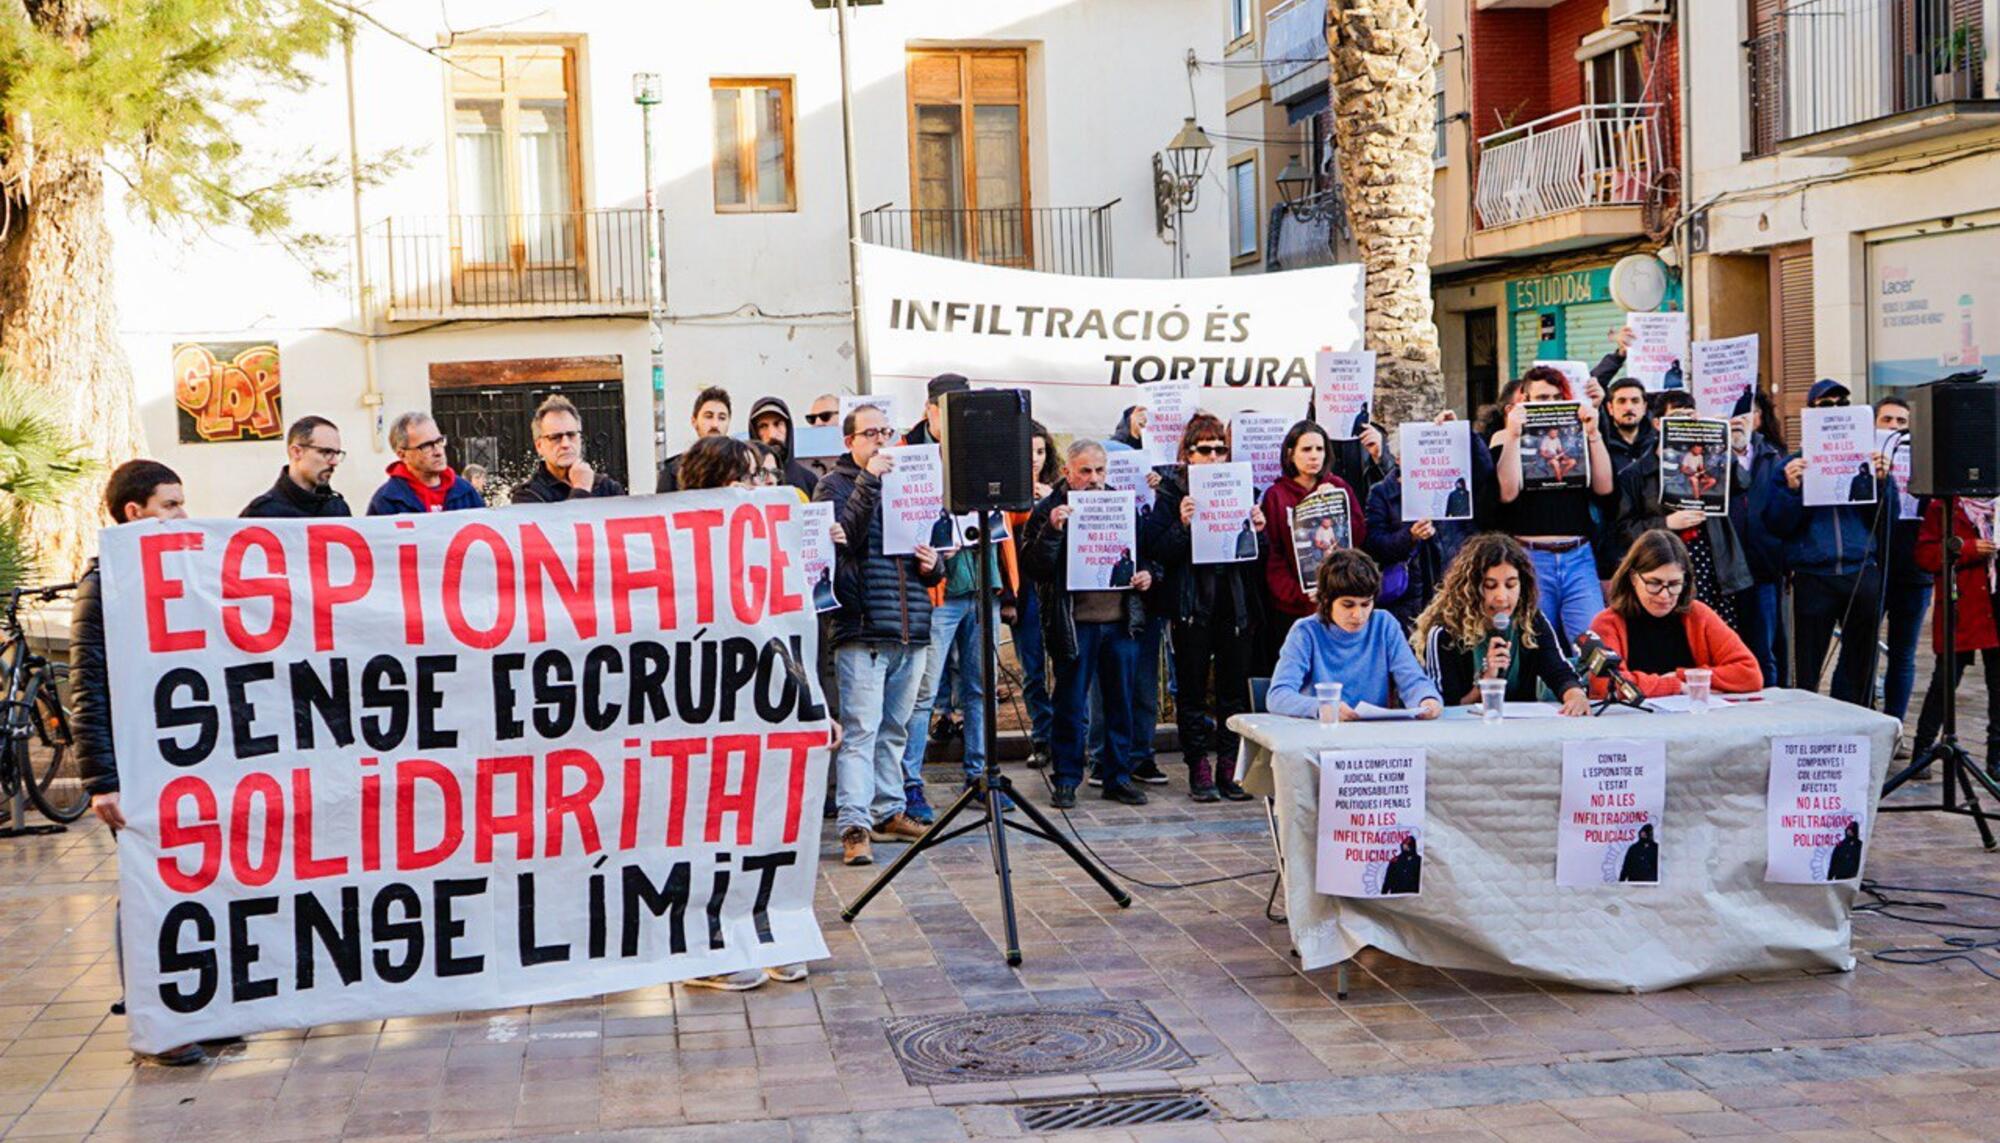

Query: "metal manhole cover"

xmin=1019 ymin=1094 xmax=1215 ymax=1132
xmin=883 ymin=1002 xmax=1194 ymax=1086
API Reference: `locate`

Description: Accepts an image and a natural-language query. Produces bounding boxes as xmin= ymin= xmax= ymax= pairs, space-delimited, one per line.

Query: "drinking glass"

xmin=1478 ymin=678 xmax=1506 ymax=722
xmin=1684 ymin=668 xmax=1713 ymax=710
xmin=1314 ymin=682 xmax=1343 ymax=725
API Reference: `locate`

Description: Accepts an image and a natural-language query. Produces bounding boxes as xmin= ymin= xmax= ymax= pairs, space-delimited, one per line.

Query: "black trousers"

xmin=1913 ymin=648 xmax=2000 ymax=760
xmin=1173 ymin=618 xmax=1253 ymax=770
xmin=1791 ymin=572 xmax=1885 ymax=706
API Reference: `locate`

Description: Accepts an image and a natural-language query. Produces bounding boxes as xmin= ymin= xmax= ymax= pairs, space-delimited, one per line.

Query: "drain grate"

xmin=883 ymin=1001 xmax=1194 ymax=1086
xmin=1018 ymin=1093 xmax=1215 ymax=1132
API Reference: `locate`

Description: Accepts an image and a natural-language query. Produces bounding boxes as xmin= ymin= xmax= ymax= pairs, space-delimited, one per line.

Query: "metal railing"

xmin=1264 ymin=0 xmax=1329 ymax=91
xmin=1473 ymin=103 xmax=1662 ymax=229
xmin=860 ymin=203 xmax=1118 ymax=277
xmin=1267 ymin=186 xmax=1350 ymax=271
xmin=1746 ymin=0 xmax=1985 ymax=155
xmin=366 ymin=208 xmax=657 ymax=320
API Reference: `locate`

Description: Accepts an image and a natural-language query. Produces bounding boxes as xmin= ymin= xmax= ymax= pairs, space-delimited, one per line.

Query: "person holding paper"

xmin=1006 ymin=422 xmax=1063 ymax=769
xmin=1586 ymin=530 xmax=1760 ymax=699
xmin=1493 ymin=368 xmax=1615 ymax=646
xmin=1731 ymin=387 xmax=1790 ymax=686
xmin=1267 ymin=550 xmax=1442 ymax=721
xmin=1412 ymin=534 xmax=1588 ymax=715
xmin=801 ymin=393 xmax=843 ymax=481
xmin=1611 ymin=430 xmax=1750 ymax=629
xmin=1877 ymin=395 xmax=1932 ymax=732
xmin=1259 ymin=421 xmax=1367 ymax=672
xmin=1908 ymin=497 xmax=2000 ymax=780
xmin=1364 ymin=412 xmax=1492 ymax=630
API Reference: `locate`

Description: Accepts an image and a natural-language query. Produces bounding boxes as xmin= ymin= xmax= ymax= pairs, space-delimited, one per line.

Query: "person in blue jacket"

xmin=1267 ymin=548 xmax=1443 ymax=721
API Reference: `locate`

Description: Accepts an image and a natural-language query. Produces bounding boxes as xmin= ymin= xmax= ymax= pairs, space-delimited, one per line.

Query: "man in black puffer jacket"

xmin=240 ymin=415 xmax=352 ymax=518
xmin=510 ymin=395 xmax=627 ymax=504
xmin=810 ymin=402 xmax=942 ymax=867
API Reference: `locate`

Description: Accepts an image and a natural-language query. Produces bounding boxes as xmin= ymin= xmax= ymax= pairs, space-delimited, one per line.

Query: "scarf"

xmin=1965 ymin=498 xmax=1998 ymax=592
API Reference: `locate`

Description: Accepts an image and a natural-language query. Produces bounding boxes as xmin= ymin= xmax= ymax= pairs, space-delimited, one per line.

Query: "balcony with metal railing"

xmin=859 ymin=203 xmax=1118 ymax=277
xmin=1264 ymin=0 xmax=1330 ymax=104
xmin=1470 ymin=102 xmax=1661 ymax=258
xmin=1746 ymin=0 xmax=1999 ymax=157
xmin=366 ymin=209 xmax=658 ymax=322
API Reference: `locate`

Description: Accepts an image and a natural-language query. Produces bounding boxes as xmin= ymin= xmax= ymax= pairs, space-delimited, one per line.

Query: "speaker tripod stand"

xmin=1880 ymin=494 xmax=2000 ymax=849
xmin=840 ymin=520 xmax=1131 ymax=965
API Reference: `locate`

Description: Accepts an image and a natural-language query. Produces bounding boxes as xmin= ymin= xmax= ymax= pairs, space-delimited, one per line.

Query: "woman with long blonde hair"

xmin=1413 ymin=534 xmax=1589 ymax=716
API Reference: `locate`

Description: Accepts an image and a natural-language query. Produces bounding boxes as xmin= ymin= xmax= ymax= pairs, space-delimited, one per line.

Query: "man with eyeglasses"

xmin=241 ymin=415 xmax=352 ymax=518
xmin=367 ymin=411 xmax=486 ymax=515
xmin=510 ymin=395 xmax=627 ymax=504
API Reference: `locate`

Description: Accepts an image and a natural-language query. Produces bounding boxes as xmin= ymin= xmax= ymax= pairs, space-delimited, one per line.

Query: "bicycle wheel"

xmin=20 ymin=676 xmax=86 ymax=823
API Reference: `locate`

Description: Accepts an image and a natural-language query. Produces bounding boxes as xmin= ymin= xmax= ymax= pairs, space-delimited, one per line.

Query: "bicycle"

xmin=0 ymin=581 xmax=83 ymax=836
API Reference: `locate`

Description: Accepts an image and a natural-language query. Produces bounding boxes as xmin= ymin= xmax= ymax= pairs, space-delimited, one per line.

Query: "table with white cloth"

xmin=1228 ymin=689 xmax=1897 ymax=992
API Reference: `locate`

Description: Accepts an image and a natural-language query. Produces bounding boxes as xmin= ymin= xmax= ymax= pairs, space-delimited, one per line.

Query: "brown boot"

xmin=871 ymin=813 xmax=927 ymax=843
xmin=1188 ymin=756 xmax=1219 ymax=803
xmin=841 ymin=827 xmax=873 ymax=866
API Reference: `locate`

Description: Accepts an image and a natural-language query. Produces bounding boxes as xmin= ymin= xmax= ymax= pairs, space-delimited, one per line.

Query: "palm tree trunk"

xmin=1329 ymin=0 xmax=1444 ymax=430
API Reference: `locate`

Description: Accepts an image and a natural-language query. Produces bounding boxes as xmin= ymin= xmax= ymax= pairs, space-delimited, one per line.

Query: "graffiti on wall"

xmin=173 ymin=341 xmax=283 ymax=443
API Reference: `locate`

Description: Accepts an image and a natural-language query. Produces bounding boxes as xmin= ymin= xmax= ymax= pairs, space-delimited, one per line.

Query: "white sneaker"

xmin=766 ymin=963 xmax=809 ymax=983
xmin=686 ymin=969 xmax=766 ymax=992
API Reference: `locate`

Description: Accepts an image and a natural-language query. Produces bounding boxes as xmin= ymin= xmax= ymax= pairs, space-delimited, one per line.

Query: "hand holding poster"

xmin=1289 ymin=485 xmax=1352 ymax=594
xmin=1104 ymin=447 xmax=1157 ymax=512
xmin=1315 ymin=749 xmax=1426 ymax=897
xmin=1397 ymin=420 xmax=1474 ymax=522
xmin=1314 ymin=349 xmax=1376 ymax=440
xmin=1190 ymin=462 xmax=1257 ymax=564
xmin=1558 ymin=739 xmax=1666 ymax=887
xmin=1519 ymin=401 xmax=1591 ymax=491
xmin=1691 ymin=334 xmax=1758 ymax=419
xmin=101 ymin=490 xmax=832 ymax=1052
xmin=1066 ymin=490 xmax=1137 ymax=590
xmin=1138 ymin=379 xmax=1198 ymax=464
xmin=1803 ymin=406 xmax=1878 ymax=507
xmin=1767 ymin=736 xmax=1871 ymax=883
xmin=1231 ymin=412 xmax=1290 ymax=490
xmin=798 ymin=501 xmax=839 ymax=612
xmin=1659 ymin=417 xmax=1730 ymax=517
xmin=879 ymin=444 xmax=956 ymax=554
xmin=1625 ymin=312 xmax=1690 ymax=392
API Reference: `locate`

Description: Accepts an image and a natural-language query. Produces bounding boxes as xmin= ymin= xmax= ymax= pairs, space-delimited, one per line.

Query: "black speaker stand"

xmin=1881 ymin=496 xmax=2000 ymax=849
xmin=839 ymin=520 xmax=1131 ymax=964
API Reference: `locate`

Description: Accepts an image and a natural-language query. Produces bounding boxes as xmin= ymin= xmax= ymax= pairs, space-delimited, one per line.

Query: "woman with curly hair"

xmin=676 ymin=434 xmax=758 ymax=491
xmin=1413 ymin=533 xmax=1589 ymax=716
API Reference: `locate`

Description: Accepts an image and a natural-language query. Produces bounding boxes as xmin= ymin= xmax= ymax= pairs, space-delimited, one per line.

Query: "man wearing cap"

xmin=747 ymin=395 xmax=821 ymax=496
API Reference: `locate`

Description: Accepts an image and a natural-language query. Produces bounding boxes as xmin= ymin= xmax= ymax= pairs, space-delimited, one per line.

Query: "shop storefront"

xmin=1868 ymin=223 xmax=2000 ymax=389
xmin=1505 ymin=265 xmax=1627 ymax=380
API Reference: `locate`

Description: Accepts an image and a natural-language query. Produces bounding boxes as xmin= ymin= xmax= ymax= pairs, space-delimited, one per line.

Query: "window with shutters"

xmin=1230 ymin=155 xmax=1260 ymax=264
xmin=906 ymin=49 xmax=1032 ymax=266
xmin=1770 ymin=244 xmax=1817 ymax=443
xmin=445 ymin=41 xmax=583 ymax=267
xmin=711 ymin=78 xmax=796 ymax=212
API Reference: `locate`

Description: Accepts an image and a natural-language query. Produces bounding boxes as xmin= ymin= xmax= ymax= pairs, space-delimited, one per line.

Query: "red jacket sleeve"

xmin=1261 ymin=485 xmax=1311 ymax=616
xmin=1690 ymin=602 xmax=1763 ymax=693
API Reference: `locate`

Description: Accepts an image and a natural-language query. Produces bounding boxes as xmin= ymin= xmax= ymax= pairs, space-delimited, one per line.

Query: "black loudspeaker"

xmin=940 ymin=388 xmax=1034 ymax=512
xmin=1909 ymin=379 xmax=2000 ymax=496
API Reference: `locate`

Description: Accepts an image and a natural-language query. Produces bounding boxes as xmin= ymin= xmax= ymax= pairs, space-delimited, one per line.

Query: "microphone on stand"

xmin=1574 ymin=630 xmax=1647 ymax=711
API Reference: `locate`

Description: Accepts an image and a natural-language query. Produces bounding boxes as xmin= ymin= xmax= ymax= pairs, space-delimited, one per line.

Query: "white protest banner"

xmin=858 ymin=245 xmax=1364 ymax=437
xmin=100 ymin=490 xmax=832 ymax=1053
xmin=1104 ymin=447 xmax=1157 ymax=512
xmin=1315 ymin=749 xmax=1427 ymax=897
xmin=1066 ymin=490 xmax=1137 ymax=590
xmin=1767 ymin=736 xmax=1872 ymax=884
xmin=798 ymin=501 xmax=839 ymax=613
xmin=1691 ymin=334 xmax=1758 ymax=419
xmin=1397 ymin=420 xmax=1474 ymax=522
xmin=1878 ymin=428 xmax=1918 ymax=521
xmin=1138 ymin=379 xmax=1199 ymax=464
xmin=880 ymin=444 xmax=956 ymax=555
xmin=1659 ymin=417 xmax=1730 ymax=517
xmin=1314 ymin=350 xmax=1376 ymax=439
xmin=839 ymin=393 xmax=899 ymax=433
xmin=1190 ymin=462 xmax=1257 ymax=565
xmin=1519 ymin=401 xmax=1590 ymax=491
xmin=1803 ymin=406 xmax=1878 ymax=507
xmin=1532 ymin=360 xmax=1591 ymax=398
xmin=1231 ymin=411 xmax=1290 ymax=491
xmin=1557 ymin=739 xmax=1666 ymax=887
xmin=1625 ymin=311 xmax=1690 ymax=392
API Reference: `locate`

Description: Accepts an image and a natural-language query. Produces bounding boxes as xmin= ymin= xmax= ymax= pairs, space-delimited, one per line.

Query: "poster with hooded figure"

xmin=1766 ymin=736 xmax=1872 ymax=883
xmin=1316 ymin=749 xmax=1426 ymax=897
xmin=1558 ymin=739 xmax=1666 ymax=887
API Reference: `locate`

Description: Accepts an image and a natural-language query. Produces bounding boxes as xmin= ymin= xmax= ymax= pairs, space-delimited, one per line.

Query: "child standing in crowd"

xmin=1267 ymin=549 xmax=1442 ymax=721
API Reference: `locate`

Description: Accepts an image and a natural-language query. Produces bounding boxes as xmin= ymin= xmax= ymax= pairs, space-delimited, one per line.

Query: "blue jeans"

xmin=833 ymin=643 xmax=925 ymax=832
xmin=1882 ymin=582 xmax=1931 ymax=720
xmin=1090 ymin=614 xmax=1164 ymax=769
xmin=1734 ymin=581 xmax=1783 ymax=689
xmin=1010 ymin=590 xmax=1054 ymax=748
xmin=1527 ymin=543 xmax=1605 ymax=649
xmin=901 ymin=596 xmax=995 ymax=784
xmin=1055 ymin=622 xmax=1138 ymax=790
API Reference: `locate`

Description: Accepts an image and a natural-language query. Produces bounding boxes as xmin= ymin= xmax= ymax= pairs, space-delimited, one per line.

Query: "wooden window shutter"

xmin=1770 ymin=244 xmax=1816 ymax=447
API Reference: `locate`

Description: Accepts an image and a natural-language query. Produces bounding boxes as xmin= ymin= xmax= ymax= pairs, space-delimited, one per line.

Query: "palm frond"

xmin=0 ymin=378 xmax=98 ymax=509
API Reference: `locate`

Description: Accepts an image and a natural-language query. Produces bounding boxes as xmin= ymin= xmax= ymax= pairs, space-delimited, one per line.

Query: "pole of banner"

xmin=835 ymin=0 xmax=873 ymax=395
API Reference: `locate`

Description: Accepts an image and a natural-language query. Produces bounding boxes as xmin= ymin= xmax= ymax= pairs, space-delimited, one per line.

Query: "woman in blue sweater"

xmin=1268 ymin=549 xmax=1444 ymax=721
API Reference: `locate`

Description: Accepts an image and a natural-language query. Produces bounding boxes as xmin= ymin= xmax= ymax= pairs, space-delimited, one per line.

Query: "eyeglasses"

xmin=1189 ymin=444 xmax=1229 ymax=458
xmin=1810 ymin=397 xmax=1850 ymax=408
xmin=851 ymin=427 xmax=895 ymax=441
xmin=754 ymin=468 xmax=780 ymax=486
xmin=1637 ymin=574 xmax=1686 ymax=597
xmin=403 ymin=436 xmax=449 ymax=454
xmin=304 ymin=445 xmax=346 ymax=461
xmin=804 ymin=411 xmax=838 ymax=425
xmin=540 ymin=430 xmax=582 ymax=444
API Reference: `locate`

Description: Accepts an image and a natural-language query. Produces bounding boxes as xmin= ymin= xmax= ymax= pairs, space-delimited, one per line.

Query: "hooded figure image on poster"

xmin=1381 ymin=835 xmax=1422 ymax=895
xmin=1235 ymin=516 xmax=1259 ymax=560
xmin=929 ymin=506 xmax=957 ymax=550
xmin=1619 ymin=824 xmax=1660 ymax=883
xmin=1110 ymin=547 xmax=1135 ymax=587
xmin=1850 ymin=462 xmax=1876 ymax=504
xmin=1827 ymin=821 xmax=1863 ymax=881
xmin=1350 ymin=402 xmax=1371 ymax=440
xmin=812 ymin=565 xmax=836 ymax=612
xmin=1444 ymin=478 xmax=1470 ymax=519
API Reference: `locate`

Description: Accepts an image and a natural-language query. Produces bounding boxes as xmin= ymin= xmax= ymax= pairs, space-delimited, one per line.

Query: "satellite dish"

xmin=1610 ymin=253 xmax=1669 ymax=312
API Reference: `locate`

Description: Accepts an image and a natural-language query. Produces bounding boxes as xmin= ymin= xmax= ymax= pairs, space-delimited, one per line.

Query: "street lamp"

xmin=633 ymin=72 xmax=666 ymax=478
xmin=1152 ymin=117 xmax=1213 ymax=278
xmin=1275 ymin=152 xmax=1341 ymax=224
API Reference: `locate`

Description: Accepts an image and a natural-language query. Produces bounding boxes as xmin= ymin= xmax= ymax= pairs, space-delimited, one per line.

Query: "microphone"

xmin=1574 ymin=631 xmax=1645 ymax=708
xmin=1491 ymin=610 xmax=1512 ymax=641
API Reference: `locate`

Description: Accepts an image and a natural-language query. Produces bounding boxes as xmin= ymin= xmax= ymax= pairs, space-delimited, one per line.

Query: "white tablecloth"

xmin=1229 ymin=690 xmax=1897 ymax=992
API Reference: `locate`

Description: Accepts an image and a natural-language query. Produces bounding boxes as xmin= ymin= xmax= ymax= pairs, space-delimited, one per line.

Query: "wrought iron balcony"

xmin=860 ymin=203 xmax=1118 ymax=277
xmin=1473 ymin=103 xmax=1662 ymax=229
xmin=366 ymin=209 xmax=659 ymax=321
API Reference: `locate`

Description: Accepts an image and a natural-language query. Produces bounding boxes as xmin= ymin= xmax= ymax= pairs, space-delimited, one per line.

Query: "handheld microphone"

xmin=1491 ymin=610 xmax=1512 ymax=640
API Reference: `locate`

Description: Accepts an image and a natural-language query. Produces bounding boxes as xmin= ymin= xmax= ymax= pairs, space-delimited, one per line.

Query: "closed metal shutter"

xmin=1771 ymin=244 xmax=1816 ymax=448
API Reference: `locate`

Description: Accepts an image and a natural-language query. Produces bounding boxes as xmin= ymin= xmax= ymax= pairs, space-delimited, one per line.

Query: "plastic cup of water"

xmin=1314 ymin=682 xmax=1342 ymax=725
xmin=1478 ymin=678 xmax=1506 ymax=722
xmin=1685 ymin=668 xmax=1713 ymax=710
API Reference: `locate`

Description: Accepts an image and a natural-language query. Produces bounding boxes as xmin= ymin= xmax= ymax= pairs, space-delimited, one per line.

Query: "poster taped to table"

xmin=1316 ymin=748 xmax=1426 ymax=897
xmin=1138 ymin=379 xmax=1199 ymax=464
xmin=1624 ymin=312 xmax=1689 ymax=392
xmin=1289 ymin=485 xmax=1352 ymax=595
xmin=1519 ymin=402 xmax=1591 ymax=491
xmin=1767 ymin=736 xmax=1871 ymax=883
xmin=99 ymin=490 xmax=833 ymax=1053
xmin=1314 ymin=350 xmax=1375 ymax=440
xmin=1877 ymin=428 xmax=1917 ymax=521
xmin=798 ymin=501 xmax=839 ymax=613
xmin=1231 ymin=411 xmax=1290 ymax=490
xmin=1397 ymin=420 xmax=1474 ymax=522
xmin=1190 ymin=461 xmax=1258 ymax=565
xmin=879 ymin=444 xmax=959 ymax=555
xmin=1692 ymin=334 xmax=1758 ymax=419
xmin=1104 ymin=446 xmax=1157 ymax=512
xmin=1066 ymin=489 xmax=1137 ymax=590
xmin=1532 ymin=360 xmax=1591 ymax=397
xmin=1803 ymin=406 xmax=1878 ymax=507
xmin=839 ymin=393 xmax=899 ymax=432
xmin=1557 ymin=739 xmax=1666 ymax=887
xmin=1659 ymin=417 xmax=1730 ymax=517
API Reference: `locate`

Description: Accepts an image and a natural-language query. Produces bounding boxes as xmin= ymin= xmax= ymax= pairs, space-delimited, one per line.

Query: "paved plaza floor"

xmin=6 ymin=678 xmax=2000 ymax=1142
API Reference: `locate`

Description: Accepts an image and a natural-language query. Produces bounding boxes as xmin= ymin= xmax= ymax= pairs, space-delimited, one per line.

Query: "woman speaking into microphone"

xmin=1413 ymin=534 xmax=1589 ymax=716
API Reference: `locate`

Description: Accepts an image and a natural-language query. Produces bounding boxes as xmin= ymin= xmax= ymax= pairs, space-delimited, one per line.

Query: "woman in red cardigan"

xmin=1587 ymin=530 xmax=1761 ymax=698
xmin=1909 ymin=497 xmax=2000 ymax=773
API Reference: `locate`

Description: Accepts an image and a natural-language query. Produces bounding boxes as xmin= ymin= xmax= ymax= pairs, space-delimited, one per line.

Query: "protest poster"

xmin=1624 ymin=311 xmax=1690 ymax=392
xmin=1138 ymin=379 xmax=1199 ymax=464
xmin=839 ymin=393 xmax=899 ymax=433
xmin=1803 ymin=405 xmax=1878 ymax=507
xmin=1397 ymin=420 xmax=1474 ymax=522
xmin=1104 ymin=446 xmax=1157 ymax=513
xmin=1692 ymin=334 xmax=1758 ymax=419
xmin=1532 ymin=360 xmax=1591 ymax=398
xmin=1314 ymin=349 xmax=1376 ymax=440
xmin=1190 ymin=462 xmax=1258 ymax=565
xmin=792 ymin=423 xmax=843 ymax=459
xmin=1766 ymin=736 xmax=1871 ymax=884
xmin=1315 ymin=749 xmax=1427 ymax=897
xmin=798 ymin=501 xmax=839 ymax=613
xmin=100 ymin=490 xmax=833 ymax=1052
xmin=1878 ymin=427 xmax=1918 ymax=521
xmin=1558 ymin=739 xmax=1666 ymax=887
xmin=1659 ymin=417 xmax=1730 ymax=517
xmin=879 ymin=444 xmax=957 ymax=554
xmin=859 ymin=246 xmax=1364 ymax=438
xmin=1231 ymin=411 xmax=1290 ymax=490
xmin=1519 ymin=401 xmax=1590 ymax=491
xmin=1289 ymin=485 xmax=1352 ymax=595
xmin=1066 ymin=490 xmax=1138 ymax=590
